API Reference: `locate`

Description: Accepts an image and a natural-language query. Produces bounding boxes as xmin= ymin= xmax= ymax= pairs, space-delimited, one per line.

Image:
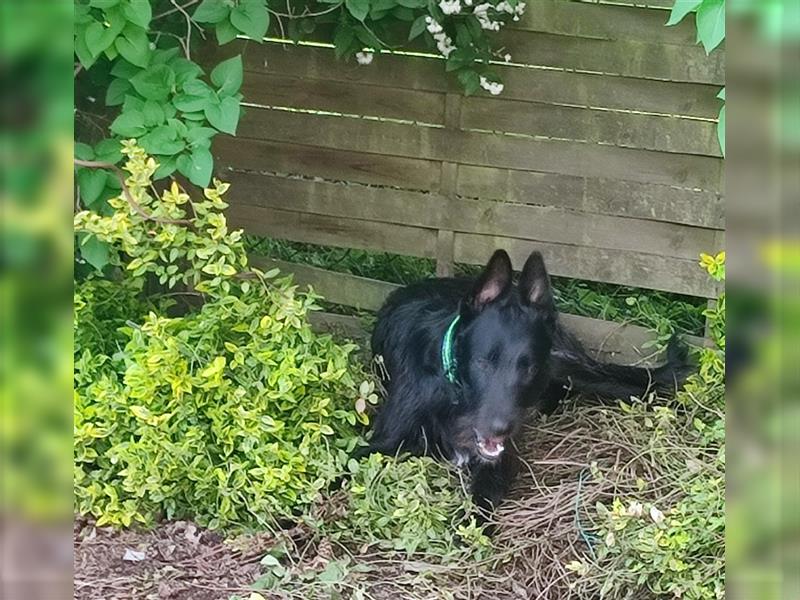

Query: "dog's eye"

xmin=475 ymin=358 xmax=493 ymax=371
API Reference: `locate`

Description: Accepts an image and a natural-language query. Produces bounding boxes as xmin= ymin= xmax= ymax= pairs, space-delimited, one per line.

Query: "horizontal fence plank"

xmin=235 ymin=107 xmax=723 ymax=192
xmin=512 ymin=1 xmax=698 ymax=46
xmin=454 ymin=233 xmax=720 ymax=298
xmin=201 ymin=41 xmax=721 ymax=118
xmin=456 ymin=166 xmax=724 ymax=230
xmin=226 ymin=171 xmax=717 ymax=261
xmin=253 ymin=259 xmax=705 ymax=363
xmin=228 ymin=204 xmax=438 ymax=258
xmin=213 ymin=135 xmax=442 ymax=191
xmin=249 ymin=256 xmax=397 ymax=311
xmin=461 ymin=96 xmax=721 ymax=157
xmin=215 ymin=145 xmax=723 ymax=229
xmin=497 ymin=30 xmax=724 ymax=85
xmin=241 ymin=71 xmax=446 ymax=124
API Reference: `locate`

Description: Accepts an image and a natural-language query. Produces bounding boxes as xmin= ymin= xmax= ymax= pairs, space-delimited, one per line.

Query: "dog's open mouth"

xmin=476 ymin=436 xmax=506 ymax=460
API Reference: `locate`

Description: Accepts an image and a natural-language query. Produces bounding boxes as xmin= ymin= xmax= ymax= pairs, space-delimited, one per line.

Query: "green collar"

xmin=441 ymin=314 xmax=461 ymax=384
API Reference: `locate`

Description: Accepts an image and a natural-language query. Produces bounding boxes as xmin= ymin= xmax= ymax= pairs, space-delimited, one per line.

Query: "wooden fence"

xmin=201 ymin=0 xmax=724 ymax=362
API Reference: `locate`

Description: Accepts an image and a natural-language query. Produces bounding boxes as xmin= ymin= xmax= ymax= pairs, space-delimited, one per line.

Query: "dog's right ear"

xmin=464 ymin=249 xmax=513 ymax=313
xmin=519 ymin=250 xmax=554 ymax=311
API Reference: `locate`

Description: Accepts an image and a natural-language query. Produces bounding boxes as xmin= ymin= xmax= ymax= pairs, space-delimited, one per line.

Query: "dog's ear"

xmin=465 ymin=249 xmax=513 ymax=313
xmin=519 ymin=251 xmax=554 ymax=310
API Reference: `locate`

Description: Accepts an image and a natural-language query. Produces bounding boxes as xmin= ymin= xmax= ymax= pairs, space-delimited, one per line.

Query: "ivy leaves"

xmin=665 ymin=0 xmax=725 ymax=54
xmin=193 ymin=0 xmax=270 ymax=43
xmin=665 ymin=0 xmax=725 ymax=156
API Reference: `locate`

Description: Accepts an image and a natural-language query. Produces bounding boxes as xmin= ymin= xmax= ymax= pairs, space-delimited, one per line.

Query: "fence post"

xmin=437 ymin=93 xmax=462 ymax=277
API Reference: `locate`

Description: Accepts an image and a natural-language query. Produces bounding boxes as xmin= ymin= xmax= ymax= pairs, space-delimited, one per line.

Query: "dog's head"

xmin=453 ymin=249 xmax=555 ymax=462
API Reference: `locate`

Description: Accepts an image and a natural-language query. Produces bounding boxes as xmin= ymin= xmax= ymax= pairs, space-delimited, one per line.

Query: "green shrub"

xmin=572 ymin=252 xmax=726 ymax=600
xmin=324 ymin=454 xmax=490 ymax=557
xmin=74 ymin=141 xmax=373 ymax=529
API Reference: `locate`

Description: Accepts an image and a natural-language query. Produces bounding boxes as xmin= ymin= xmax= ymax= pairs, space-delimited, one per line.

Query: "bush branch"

xmin=74 ymin=159 xmax=193 ymax=226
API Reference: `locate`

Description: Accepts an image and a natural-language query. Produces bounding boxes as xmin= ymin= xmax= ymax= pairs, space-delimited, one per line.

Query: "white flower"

xmin=355 ymin=51 xmax=374 ymax=65
xmin=626 ymin=501 xmax=644 ymax=517
xmin=649 ymin=505 xmax=665 ymax=524
xmin=504 ymin=53 xmax=511 ymax=62
xmin=426 ymin=19 xmax=443 ymax=34
xmin=479 ymin=76 xmax=504 ymax=95
xmin=496 ymin=1 xmax=512 ymax=13
xmin=465 ymin=0 xmax=473 ymax=4
xmin=439 ymin=0 xmax=461 ymax=15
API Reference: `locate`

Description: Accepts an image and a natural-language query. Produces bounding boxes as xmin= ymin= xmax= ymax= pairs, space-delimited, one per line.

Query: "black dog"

xmin=362 ymin=249 xmax=689 ymax=512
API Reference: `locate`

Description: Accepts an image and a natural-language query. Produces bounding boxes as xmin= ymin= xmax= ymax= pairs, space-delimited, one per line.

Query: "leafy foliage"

xmin=74 ymin=142 xmax=373 ymax=529
xmin=327 ymin=454 xmax=490 ymax=556
xmin=573 ymin=255 xmax=726 ymax=600
xmin=666 ymin=0 xmax=725 ymax=156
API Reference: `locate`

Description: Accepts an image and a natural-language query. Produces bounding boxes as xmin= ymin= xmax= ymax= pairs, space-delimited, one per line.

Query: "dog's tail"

xmin=549 ymin=328 xmax=693 ymax=403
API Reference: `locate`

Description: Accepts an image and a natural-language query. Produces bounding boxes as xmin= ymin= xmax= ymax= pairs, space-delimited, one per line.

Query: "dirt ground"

xmin=73 ymin=517 xmax=280 ymax=600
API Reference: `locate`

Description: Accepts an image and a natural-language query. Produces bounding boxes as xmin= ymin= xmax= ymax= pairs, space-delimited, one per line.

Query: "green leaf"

xmin=345 ymin=0 xmax=370 ymax=22
xmin=333 ymin=26 xmax=355 ymax=59
xmin=121 ymin=0 xmax=151 ymax=29
xmin=205 ymin=96 xmax=240 ymax=134
xmin=140 ymin=125 xmax=186 ymax=155
xmin=717 ymin=104 xmax=725 ymax=157
xmin=396 ymin=0 xmax=426 ymax=6
xmin=74 ymin=29 xmax=97 ymax=69
xmin=230 ymin=0 xmax=269 ymax=41
xmin=695 ymin=0 xmax=725 ymax=53
xmin=173 ymin=94 xmax=210 ymax=113
xmin=187 ymin=147 xmax=214 ymax=187
xmin=75 ymin=143 xmax=95 ymax=161
xmin=123 ymin=94 xmax=145 ymax=113
xmin=130 ymin=65 xmax=176 ymax=101
xmin=193 ymin=0 xmax=231 ymax=23
xmin=115 ymin=24 xmax=151 ymax=68
xmin=95 ymin=139 xmax=123 ymax=163
xmin=110 ymin=110 xmax=147 ymax=137
xmin=665 ymin=0 xmax=702 ymax=26
xmin=106 ymin=78 xmax=131 ymax=106
xmin=89 ymin=0 xmax=120 ymax=8
xmin=409 ymin=15 xmax=427 ymax=41
xmin=77 ymin=168 xmax=108 ymax=205
xmin=154 ymin=154 xmax=179 ymax=179
xmin=85 ymin=22 xmax=112 ymax=57
xmin=210 ymin=55 xmax=243 ymax=97
xmin=717 ymin=87 xmax=725 ymax=101
xmin=185 ymin=126 xmax=217 ymax=149
xmin=111 ymin=58 xmax=140 ymax=79
xmin=457 ymin=69 xmax=481 ymax=96
xmin=172 ymin=58 xmax=205 ymax=86
xmin=79 ymin=233 xmax=111 ymax=272
xmin=391 ymin=6 xmax=415 ymax=22
xmin=142 ymin=100 xmax=166 ymax=126
xmin=215 ymin=19 xmax=239 ymax=44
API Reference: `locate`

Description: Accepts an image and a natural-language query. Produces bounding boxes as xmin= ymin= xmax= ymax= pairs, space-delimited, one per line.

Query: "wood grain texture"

xmin=226 ymin=171 xmax=717 ymax=261
xmin=454 ymin=233 xmax=721 ymax=298
xmin=202 ymin=41 xmax=721 ymax=118
xmin=235 ymin=107 xmax=724 ymax=192
xmin=512 ymin=1 xmax=698 ymax=46
xmin=212 ymin=135 xmax=442 ymax=191
xmin=461 ymin=96 xmax=721 ymax=157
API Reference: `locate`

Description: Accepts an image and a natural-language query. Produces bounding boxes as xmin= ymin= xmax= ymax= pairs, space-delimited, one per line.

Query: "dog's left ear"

xmin=465 ymin=249 xmax=513 ymax=313
xmin=519 ymin=251 xmax=554 ymax=311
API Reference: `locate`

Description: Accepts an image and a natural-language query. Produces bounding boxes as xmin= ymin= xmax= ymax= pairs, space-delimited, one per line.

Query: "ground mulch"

xmin=73 ymin=517 xmax=281 ymax=600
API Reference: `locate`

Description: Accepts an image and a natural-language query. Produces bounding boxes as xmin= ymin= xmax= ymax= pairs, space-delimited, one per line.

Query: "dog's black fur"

xmin=360 ymin=250 xmax=690 ymax=512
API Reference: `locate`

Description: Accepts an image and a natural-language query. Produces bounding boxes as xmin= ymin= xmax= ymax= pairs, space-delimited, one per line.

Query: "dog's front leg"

xmin=470 ymin=446 xmax=519 ymax=515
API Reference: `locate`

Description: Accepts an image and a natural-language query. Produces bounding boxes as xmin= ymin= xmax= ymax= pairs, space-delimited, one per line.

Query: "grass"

xmin=244 ymin=235 xmax=707 ymax=337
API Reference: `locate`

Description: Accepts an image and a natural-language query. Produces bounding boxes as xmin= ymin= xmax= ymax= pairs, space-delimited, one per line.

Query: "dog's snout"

xmin=490 ymin=418 xmax=513 ymax=438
